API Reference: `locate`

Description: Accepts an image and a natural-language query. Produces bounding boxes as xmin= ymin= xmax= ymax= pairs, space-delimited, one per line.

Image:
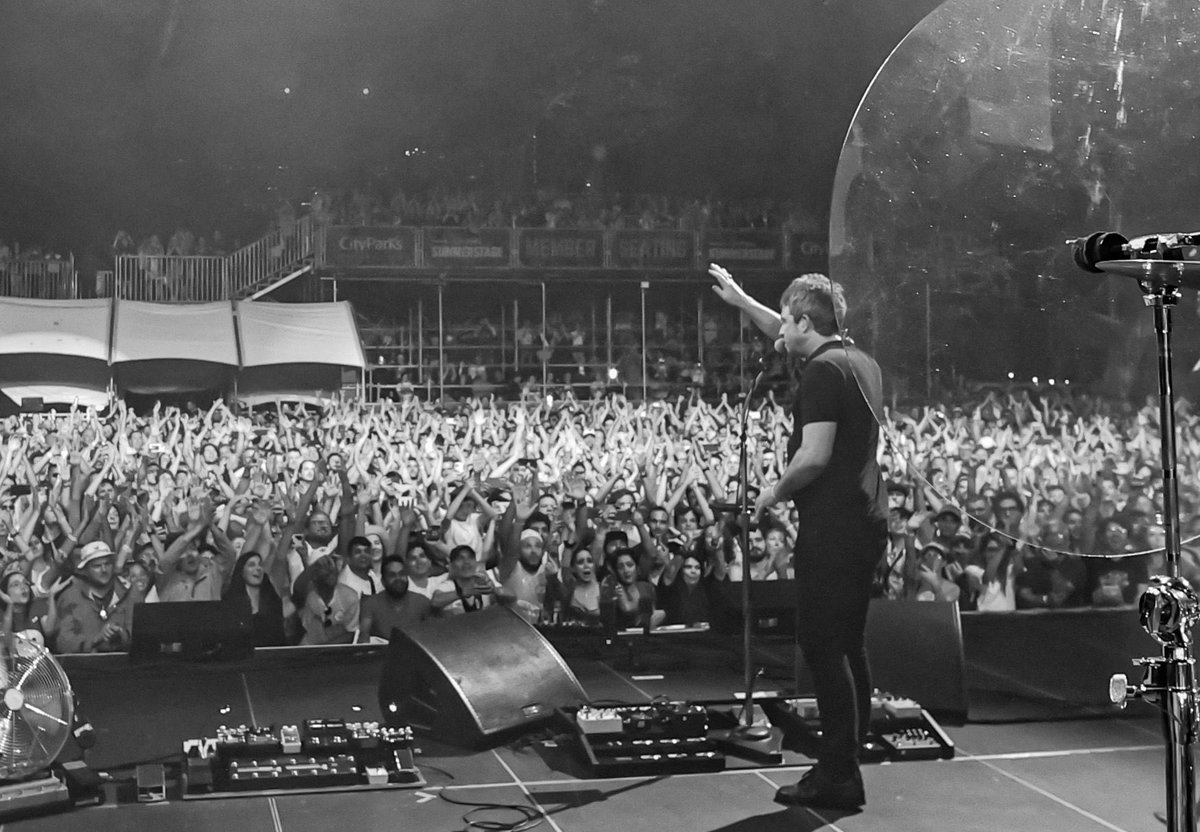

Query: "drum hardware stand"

xmin=1074 ymin=236 xmax=1200 ymax=832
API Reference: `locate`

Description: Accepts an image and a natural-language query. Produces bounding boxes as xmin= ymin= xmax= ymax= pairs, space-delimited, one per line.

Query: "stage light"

xmin=1048 ymin=378 xmax=1055 ymax=386
xmin=1007 ymin=371 xmax=1014 ymax=379
xmin=1032 ymin=376 xmax=1039 ymax=384
xmin=283 ymin=87 xmax=291 ymax=95
xmin=607 ymin=367 xmax=618 ymax=380
xmin=362 ymin=87 xmax=371 ymax=96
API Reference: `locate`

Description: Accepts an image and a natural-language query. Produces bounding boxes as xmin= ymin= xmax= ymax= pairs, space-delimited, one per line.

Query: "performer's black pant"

xmin=800 ymin=637 xmax=872 ymax=781
xmin=794 ymin=526 xmax=885 ymax=782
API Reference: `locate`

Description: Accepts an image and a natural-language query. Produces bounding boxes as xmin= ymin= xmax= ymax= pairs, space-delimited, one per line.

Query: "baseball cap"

xmin=77 ymin=540 xmax=115 ymax=568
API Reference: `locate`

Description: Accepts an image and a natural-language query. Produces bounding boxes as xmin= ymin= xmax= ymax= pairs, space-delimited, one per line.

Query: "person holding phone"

xmin=432 ymin=545 xmax=505 ymax=615
xmin=604 ymin=489 xmax=642 ymax=548
xmin=712 ymin=263 xmax=887 ymax=812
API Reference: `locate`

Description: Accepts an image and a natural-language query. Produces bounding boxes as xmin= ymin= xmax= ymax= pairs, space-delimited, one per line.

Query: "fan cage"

xmin=0 ymin=633 xmax=73 ymax=780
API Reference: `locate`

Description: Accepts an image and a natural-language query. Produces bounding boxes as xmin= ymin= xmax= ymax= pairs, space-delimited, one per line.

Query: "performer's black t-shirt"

xmin=787 ymin=340 xmax=888 ymax=539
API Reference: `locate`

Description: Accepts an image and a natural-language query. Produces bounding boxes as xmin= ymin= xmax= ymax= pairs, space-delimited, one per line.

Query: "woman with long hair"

xmin=223 ymin=551 xmax=287 ymax=646
xmin=553 ymin=547 xmax=602 ymax=624
xmin=657 ymin=550 xmax=713 ymax=626
xmin=122 ymin=560 xmax=157 ymax=603
xmin=965 ymin=532 xmax=1020 ymax=611
xmin=600 ymin=548 xmax=665 ymax=629
xmin=0 ymin=569 xmax=61 ymax=642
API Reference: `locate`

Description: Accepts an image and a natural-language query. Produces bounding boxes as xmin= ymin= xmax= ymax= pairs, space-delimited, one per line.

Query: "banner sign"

xmin=324 ymin=227 xmax=416 ymax=268
xmin=518 ymin=230 xmax=604 ymax=268
xmin=703 ymin=231 xmax=782 ymax=268
xmin=611 ymin=230 xmax=694 ymax=269
xmin=789 ymin=233 xmax=829 ymax=273
xmin=423 ymin=228 xmax=511 ymax=268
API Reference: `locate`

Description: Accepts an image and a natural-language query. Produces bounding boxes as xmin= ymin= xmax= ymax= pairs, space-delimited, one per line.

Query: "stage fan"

xmin=0 ymin=633 xmax=73 ymax=781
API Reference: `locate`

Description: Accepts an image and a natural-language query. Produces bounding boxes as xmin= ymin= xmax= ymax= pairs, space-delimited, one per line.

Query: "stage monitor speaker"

xmin=130 ymin=601 xmax=253 ymax=663
xmin=864 ymin=599 xmax=966 ymax=717
xmin=716 ymin=579 xmax=798 ymax=636
xmin=379 ymin=606 xmax=587 ymax=748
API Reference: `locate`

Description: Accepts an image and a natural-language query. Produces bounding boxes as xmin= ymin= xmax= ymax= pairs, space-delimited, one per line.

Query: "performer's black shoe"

xmin=774 ymin=767 xmax=864 ymax=811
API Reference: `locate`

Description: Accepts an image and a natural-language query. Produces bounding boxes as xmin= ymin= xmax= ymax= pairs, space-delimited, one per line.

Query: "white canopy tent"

xmin=0 ymin=298 xmax=112 ymax=409
xmin=111 ymin=300 xmax=240 ymax=395
xmin=0 ymin=298 xmax=364 ymax=407
xmin=236 ymin=301 xmax=365 ymax=403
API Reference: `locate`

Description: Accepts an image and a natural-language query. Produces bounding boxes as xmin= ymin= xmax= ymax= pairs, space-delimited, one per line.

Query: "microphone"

xmin=738 ymin=355 xmax=768 ymax=401
xmin=1072 ymin=230 xmax=1200 ymax=273
xmin=773 ymin=336 xmax=786 ymax=355
xmin=749 ymin=366 xmax=767 ymax=395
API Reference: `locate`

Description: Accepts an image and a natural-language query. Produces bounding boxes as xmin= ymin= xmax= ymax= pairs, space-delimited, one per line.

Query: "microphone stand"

xmin=1084 ymin=257 xmax=1200 ymax=832
xmin=711 ymin=362 xmax=784 ymax=764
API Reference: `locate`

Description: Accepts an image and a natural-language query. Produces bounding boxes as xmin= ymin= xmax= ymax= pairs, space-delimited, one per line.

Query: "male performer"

xmin=710 ymin=263 xmax=887 ymax=811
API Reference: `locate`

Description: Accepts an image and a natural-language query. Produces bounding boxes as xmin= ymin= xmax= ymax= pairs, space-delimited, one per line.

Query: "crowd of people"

xmin=104 ymin=187 xmax=825 ymax=278
xmin=110 ymin=228 xmax=236 ymax=262
xmin=0 ymin=383 xmax=1176 ymax=655
xmin=363 ymin=310 xmax=787 ymax=403
xmin=0 ymin=239 xmax=72 ymax=266
xmin=0 ymin=238 xmax=75 ymax=298
xmin=305 ymin=186 xmax=825 ymax=234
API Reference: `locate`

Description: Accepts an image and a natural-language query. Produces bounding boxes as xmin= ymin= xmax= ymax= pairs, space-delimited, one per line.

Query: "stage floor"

xmin=23 ymin=644 xmax=1169 ymax=832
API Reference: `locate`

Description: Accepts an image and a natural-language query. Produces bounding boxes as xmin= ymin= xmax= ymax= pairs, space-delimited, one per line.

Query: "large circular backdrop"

xmin=830 ymin=0 xmax=1200 ymax=554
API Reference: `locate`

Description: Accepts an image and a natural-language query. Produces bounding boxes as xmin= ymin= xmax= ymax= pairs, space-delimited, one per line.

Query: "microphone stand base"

xmin=712 ymin=725 xmax=785 ymax=765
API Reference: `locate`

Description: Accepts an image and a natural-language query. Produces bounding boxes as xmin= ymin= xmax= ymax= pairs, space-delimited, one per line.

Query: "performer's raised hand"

xmin=709 ymin=262 xmax=782 ymax=339
xmin=708 ymin=263 xmax=753 ymax=310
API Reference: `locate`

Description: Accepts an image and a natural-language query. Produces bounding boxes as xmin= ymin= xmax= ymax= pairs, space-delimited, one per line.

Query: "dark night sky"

xmin=0 ymin=0 xmax=941 ymax=270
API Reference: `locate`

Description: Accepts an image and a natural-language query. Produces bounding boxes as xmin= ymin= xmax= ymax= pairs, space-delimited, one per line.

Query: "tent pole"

xmin=438 ymin=283 xmax=445 ymax=403
xmin=500 ymin=297 xmax=507 ymax=368
xmin=606 ymin=293 xmax=612 ymax=373
xmin=541 ymin=281 xmax=547 ymax=392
